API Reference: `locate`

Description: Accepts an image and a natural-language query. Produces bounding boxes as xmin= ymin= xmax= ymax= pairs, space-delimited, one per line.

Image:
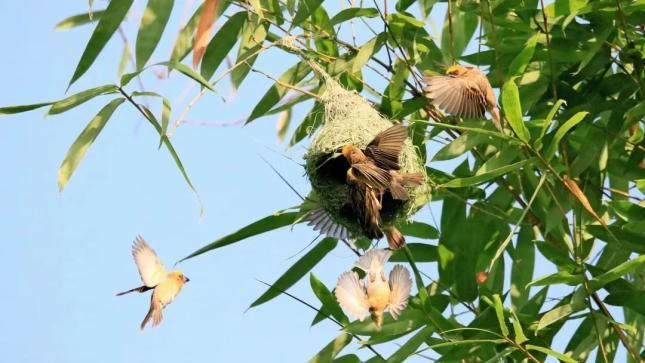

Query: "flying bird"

xmin=117 ymin=236 xmax=190 ymax=330
xmin=424 ymin=64 xmax=502 ymax=131
xmin=341 ymin=125 xmax=424 ymax=249
xmin=335 ymin=249 xmax=412 ymax=327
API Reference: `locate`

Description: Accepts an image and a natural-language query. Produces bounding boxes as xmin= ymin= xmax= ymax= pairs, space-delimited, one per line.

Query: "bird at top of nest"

xmin=305 ymin=125 xmax=424 ymax=250
xmin=424 ymin=64 xmax=502 ymax=132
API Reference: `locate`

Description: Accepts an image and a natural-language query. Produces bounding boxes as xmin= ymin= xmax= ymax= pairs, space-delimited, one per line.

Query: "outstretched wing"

xmin=304 ymin=206 xmax=352 ymax=240
xmin=355 ymin=248 xmax=392 ymax=273
xmin=350 ymin=163 xmax=391 ymax=191
xmin=335 ymin=271 xmax=370 ymax=321
xmin=132 ymin=236 xmax=167 ymax=287
xmin=424 ymin=75 xmax=486 ymax=120
xmin=388 ymin=264 xmax=412 ymax=319
xmin=365 ymin=125 xmax=408 ymax=170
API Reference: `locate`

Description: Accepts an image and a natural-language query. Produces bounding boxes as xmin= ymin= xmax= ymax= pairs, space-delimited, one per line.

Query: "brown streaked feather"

xmin=349 ymin=185 xmax=383 ymax=240
xmin=350 ymin=163 xmax=391 ymax=191
xmin=426 ymin=75 xmax=487 ymax=120
xmin=365 ymin=125 xmax=408 ymax=170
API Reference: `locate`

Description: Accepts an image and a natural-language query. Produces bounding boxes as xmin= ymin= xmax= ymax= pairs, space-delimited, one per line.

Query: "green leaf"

xmin=159 ymin=97 xmax=171 ymax=148
xmin=586 ymin=225 xmax=645 ymax=254
xmin=604 ymin=290 xmax=645 ymax=315
xmin=441 ymin=159 xmax=533 ymax=188
xmin=334 ymin=355 xmax=360 ymax=363
xmin=329 ymin=8 xmax=379 ymax=25
xmin=308 ymin=333 xmax=352 ymax=363
xmin=58 ymin=98 xmax=125 ymax=191
xmin=441 ymin=0 xmax=477 ymax=58
xmin=249 ymin=237 xmax=337 ymax=308
xmin=247 ymin=61 xmax=311 ymax=123
xmin=48 ymin=85 xmax=117 ymax=115
xmin=507 ymin=34 xmax=539 ymax=78
xmin=310 ymin=273 xmax=348 ymax=325
xmin=492 ymin=294 xmax=509 ymax=336
xmin=397 ymin=221 xmax=439 ymax=239
xmin=180 ymin=211 xmax=299 ymax=261
xmin=54 ymin=10 xmax=106 ymax=31
xmin=68 ymin=0 xmax=134 ymax=88
xmin=345 ymin=307 xmax=425 ymax=336
xmin=527 ymin=271 xmax=585 ymax=287
xmin=543 ymin=111 xmax=588 ymax=160
xmin=509 ymin=310 xmax=528 ymax=344
xmin=588 ymin=255 xmax=645 ymax=291
xmin=536 ymin=289 xmax=586 ymax=331
xmin=501 ymin=79 xmax=530 ymax=142
xmin=200 ymin=11 xmax=247 ymax=81
xmin=352 ymin=33 xmax=386 ymax=73
xmin=135 ymin=0 xmax=174 ymax=69
xmin=159 ymin=61 xmax=217 ymax=91
xmin=169 ymin=3 xmax=203 ymax=63
xmin=390 ymin=243 xmax=437 ymax=262
xmin=525 ymin=345 xmax=576 ymax=363
xmin=386 ymin=326 xmax=434 ymax=363
xmin=539 ymin=99 xmax=566 ymax=138
xmin=432 ymin=131 xmax=490 ymax=161
xmin=0 ymin=102 xmax=55 ymax=115
xmin=232 ymin=17 xmax=268 ymax=88
xmin=292 ymin=0 xmax=324 ymax=27
xmin=510 ymin=228 xmax=535 ymax=310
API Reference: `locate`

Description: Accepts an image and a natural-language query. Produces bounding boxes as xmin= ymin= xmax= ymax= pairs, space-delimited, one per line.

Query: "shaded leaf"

xmin=508 ymin=34 xmax=539 ymax=78
xmin=330 ymin=8 xmax=379 ymax=25
xmin=58 ymin=98 xmax=125 ymax=191
xmin=397 ymin=221 xmax=439 ymax=239
xmin=308 ymin=333 xmax=352 ymax=363
xmin=588 ymin=255 xmax=645 ymax=291
xmin=68 ymin=0 xmax=134 ymax=88
xmin=390 ymin=243 xmax=437 ymax=262
xmin=250 ymin=237 xmax=337 ymax=308
xmin=501 ymin=79 xmax=530 ymax=142
xmin=231 ymin=17 xmax=268 ymax=88
xmin=386 ymin=326 xmax=434 ymax=363
xmin=441 ymin=159 xmax=533 ymax=188
xmin=544 ymin=112 xmax=588 ymax=160
xmin=200 ymin=11 xmax=247 ymax=80
xmin=136 ymin=0 xmax=174 ymax=69
xmin=292 ymin=0 xmax=324 ymax=27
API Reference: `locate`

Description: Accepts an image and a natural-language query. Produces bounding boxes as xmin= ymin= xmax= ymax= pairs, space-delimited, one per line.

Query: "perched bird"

xmin=117 ymin=236 xmax=190 ymax=330
xmin=335 ymin=249 xmax=412 ymax=327
xmin=341 ymin=125 xmax=424 ymax=249
xmin=424 ymin=64 xmax=502 ymax=131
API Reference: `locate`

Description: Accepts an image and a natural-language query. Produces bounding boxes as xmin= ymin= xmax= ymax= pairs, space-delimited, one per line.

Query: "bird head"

xmin=341 ymin=144 xmax=359 ymax=160
xmin=446 ymin=64 xmax=469 ymax=76
xmin=169 ymin=271 xmax=190 ymax=284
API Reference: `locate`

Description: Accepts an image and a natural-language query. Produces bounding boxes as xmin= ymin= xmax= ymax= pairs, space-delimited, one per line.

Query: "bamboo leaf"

xmin=292 ymin=0 xmax=324 ymax=27
xmin=54 ymin=10 xmax=106 ymax=31
xmin=492 ymin=294 xmax=509 ymax=336
xmin=58 ymin=98 xmax=125 ymax=191
xmin=398 ymin=221 xmax=439 ymax=239
xmin=390 ymin=243 xmax=437 ymax=262
xmin=441 ymin=159 xmax=533 ymax=188
xmin=308 ymin=333 xmax=352 ymax=363
xmin=193 ymin=0 xmax=219 ymax=68
xmin=386 ymin=326 xmax=434 ymax=363
xmin=309 ymin=273 xmax=348 ymax=325
xmin=588 ymin=255 xmax=645 ymax=291
xmin=501 ymin=79 xmax=530 ymax=142
xmin=180 ymin=211 xmax=299 ymax=261
xmin=525 ymin=345 xmax=576 ymax=363
xmin=136 ymin=0 xmax=174 ymax=69
xmin=48 ymin=85 xmax=117 ymax=115
xmin=330 ymin=8 xmax=379 ymax=25
xmin=0 ymin=102 xmax=56 ymax=115
xmin=68 ymin=0 xmax=134 ymax=88
xmin=200 ymin=11 xmax=247 ymax=80
xmin=544 ymin=112 xmax=588 ymax=160
xmin=250 ymin=237 xmax=337 ymax=308
xmin=508 ymin=34 xmax=539 ymax=78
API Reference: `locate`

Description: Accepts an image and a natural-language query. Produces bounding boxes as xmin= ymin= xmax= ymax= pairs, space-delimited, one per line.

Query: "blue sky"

xmin=0 ymin=1 xmax=624 ymax=362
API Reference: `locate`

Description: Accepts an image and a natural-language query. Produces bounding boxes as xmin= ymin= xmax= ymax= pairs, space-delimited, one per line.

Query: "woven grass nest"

xmin=304 ymin=81 xmax=429 ymax=238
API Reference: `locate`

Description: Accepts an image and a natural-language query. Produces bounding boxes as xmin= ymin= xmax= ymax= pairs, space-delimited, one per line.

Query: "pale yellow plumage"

xmin=117 ymin=236 xmax=190 ymax=330
xmin=424 ymin=64 xmax=502 ymax=131
xmin=335 ymin=249 xmax=412 ymax=327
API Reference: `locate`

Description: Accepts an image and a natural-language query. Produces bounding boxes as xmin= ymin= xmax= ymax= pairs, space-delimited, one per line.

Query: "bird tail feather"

xmin=389 ymin=172 xmax=424 ymax=200
xmin=385 ymin=227 xmax=405 ymax=250
xmin=140 ymin=302 xmax=163 ymax=330
xmin=116 ymin=285 xmax=152 ymax=296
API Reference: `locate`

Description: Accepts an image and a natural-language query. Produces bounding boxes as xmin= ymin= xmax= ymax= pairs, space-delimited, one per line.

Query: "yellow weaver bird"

xmin=117 ymin=236 xmax=190 ymax=330
xmin=424 ymin=64 xmax=502 ymax=131
xmin=335 ymin=249 xmax=412 ymax=327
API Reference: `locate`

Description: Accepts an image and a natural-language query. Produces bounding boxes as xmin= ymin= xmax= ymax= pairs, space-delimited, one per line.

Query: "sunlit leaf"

xmin=0 ymin=102 xmax=55 ymax=115
xmin=48 ymin=85 xmax=117 ymax=115
xmin=54 ymin=10 xmax=106 ymax=31
xmin=136 ymin=0 xmax=174 ymax=69
xmin=501 ymin=79 xmax=530 ymax=142
xmin=329 ymin=8 xmax=379 ymax=25
xmin=544 ymin=112 xmax=588 ymax=160
xmin=58 ymin=98 xmax=125 ymax=191
xmin=292 ymin=0 xmax=324 ymax=27
xmin=200 ymin=11 xmax=247 ymax=80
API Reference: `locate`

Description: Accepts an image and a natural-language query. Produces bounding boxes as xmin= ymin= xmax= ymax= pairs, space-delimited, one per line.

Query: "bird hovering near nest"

xmin=335 ymin=249 xmax=412 ymax=328
xmin=424 ymin=64 xmax=502 ymax=131
xmin=117 ymin=236 xmax=190 ymax=330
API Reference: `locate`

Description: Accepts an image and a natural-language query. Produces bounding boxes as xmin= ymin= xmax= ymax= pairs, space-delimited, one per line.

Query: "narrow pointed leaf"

xmin=0 ymin=102 xmax=55 ymax=115
xmin=492 ymin=294 xmax=510 ymax=336
xmin=48 ymin=85 xmax=117 ymax=115
xmin=310 ymin=273 xmax=348 ymax=325
xmin=68 ymin=0 xmax=134 ymax=88
xmin=170 ymin=3 xmax=203 ymax=62
xmin=588 ymin=255 xmax=645 ymax=291
xmin=200 ymin=11 xmax=247 ymax=80
xmin=292 ymin=0 xmax=324 ymax=27
xmin=54 ymin=10 xmax=106 ymax=31
xmin=232 ymin=17 xmax=268 ymax=88
xmin=544 ymin=112 xmax=588 ymax=160
xmin=250 ymin=237 xmax=337 ymax=308
xmin=501 ymin=79 xmax=530 ymax=142
xmin=508 ymin=34 xmax=539 ymax=78
xmin=193 ymin=0 xmax=219 ymax=68
xmin=247 ymin=61 xmax=311 ymax=123
xmin=525 ymin=345 xmax=576 ymax=363
xmin=330 ymin=8 xmax=379 ymax=25
xmin=386 ymin=326 xmax=434 ymax=363
xmin=440 ymin=159 xmax=533 ymax=188
xmin=398 ymin=221 xmax=439 ymax=239
xmin=136 ymin=0 xmax=174 ymax=69
xmin=308 ymin=333 xmax=352 ymax=363
xmin=58 ymin=98 xmax=125 ymax=191
xmin=390 ymin=243 xmax=437 ymax=262
xmin=352 ymin=33 xmax=386 ymax=73
xmin=180 ymin=211 xmax=299 ymax=261
xmin=158 ymin=61 xmax=216 ymax=91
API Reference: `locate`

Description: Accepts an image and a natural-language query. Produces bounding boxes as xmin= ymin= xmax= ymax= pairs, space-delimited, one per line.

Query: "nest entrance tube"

xmin=304 ymin=79 xmax=429 ymax=238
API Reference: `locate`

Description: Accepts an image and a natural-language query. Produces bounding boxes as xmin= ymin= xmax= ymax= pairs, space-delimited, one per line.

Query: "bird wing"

xmin=424 ymin=75 xmax=486 ymax=119
xmin=132 ymin=236 xmax=167 ymax=287
xmin=350 ymin=163 xmax=391 ymax=191
xmin=388 ymin=264 xmax=412 ymax=319
xmin=335 ymin=271 xmax=370 ymax=321
xmin=304 ymin=206 xmax=352 ymax=240
xmin=365 ymin=125 xmax=408 ymax=170
xmin=355 ymin=248 xmax=392 ymax=273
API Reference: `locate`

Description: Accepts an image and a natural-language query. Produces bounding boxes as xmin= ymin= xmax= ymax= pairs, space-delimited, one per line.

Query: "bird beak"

xmin=185 ymin=277 xmax=191 ymax=283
